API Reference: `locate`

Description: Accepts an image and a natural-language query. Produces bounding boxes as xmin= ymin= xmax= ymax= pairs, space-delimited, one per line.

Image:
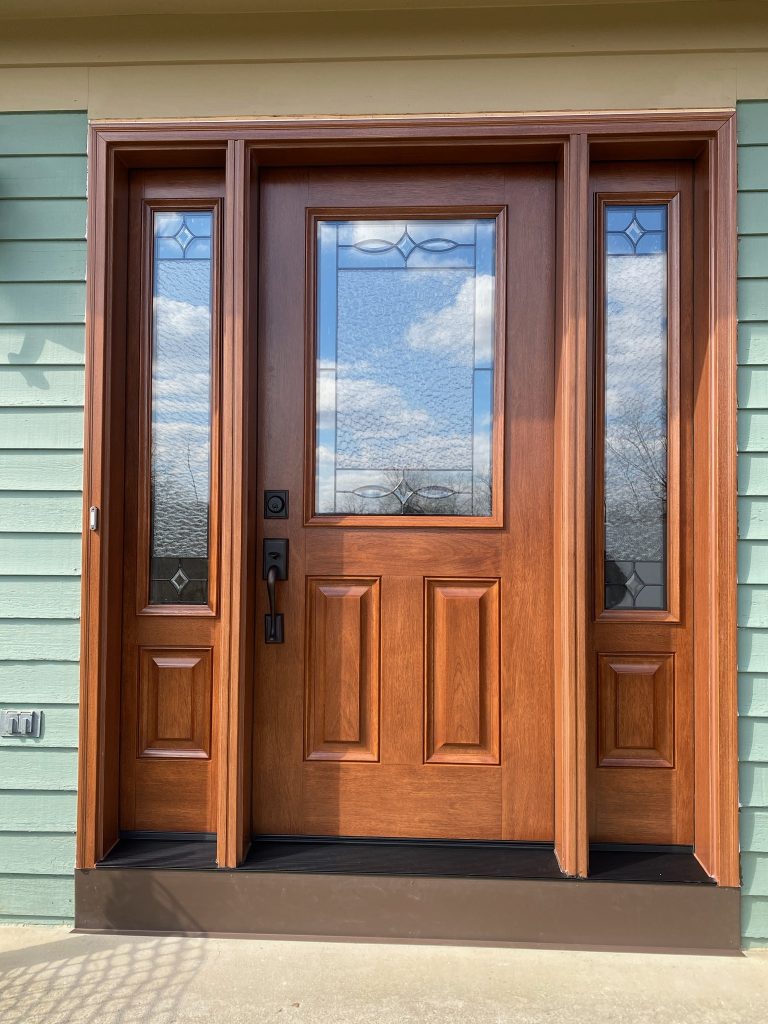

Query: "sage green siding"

xmin=738 ymin=100 xmax=768 ymax=949
xmin=0 ymin=111 xmax=86 ymax=924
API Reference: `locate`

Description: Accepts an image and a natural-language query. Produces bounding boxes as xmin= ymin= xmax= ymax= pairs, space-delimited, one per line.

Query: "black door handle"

xmin=263 ymin=538 xmax=287 ymax=643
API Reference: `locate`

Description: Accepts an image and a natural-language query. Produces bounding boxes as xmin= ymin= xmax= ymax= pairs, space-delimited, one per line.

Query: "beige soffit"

xmin=0 ymin=0 xmax=722 ymax=18
xmin=0 ymin=5 xmax=767 ymax=67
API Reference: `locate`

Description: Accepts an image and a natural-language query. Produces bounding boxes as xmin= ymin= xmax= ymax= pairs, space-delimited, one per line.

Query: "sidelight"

xmin=314 ymin=218 xmax=498 ymax=518
xmin=601 ymin=204 xmax=670 ymax=611
xmin=148 ymin=210 xmax=214 ymax=605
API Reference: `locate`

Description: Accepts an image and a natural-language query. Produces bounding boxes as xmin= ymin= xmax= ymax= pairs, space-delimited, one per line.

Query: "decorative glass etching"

xmin=149 ymin=211 xmax=213 ymax=604
xmin=603 ymin=204 xmax=668 ymax=610
xmin=315 ymin=219 xmax=496 ymax=517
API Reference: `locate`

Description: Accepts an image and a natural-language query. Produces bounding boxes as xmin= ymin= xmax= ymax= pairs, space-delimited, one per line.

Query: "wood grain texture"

xmin=0 ymin=577 xmax=81 ymax=618
xmin=0 ymin=409 xmax=83 ymax=449
xmin=0 ymin=660 xmax=80 ymax=702
xmin=305 ymin=578 xmax=379 ymax=761
xmin=597 ymin=654 xmax=674 ymax=768
xmin=0 ymin=534 xmax=81 ymax=576
xmin=0 ymin=156 xmax=86 ymax=198
xmin=117 ymin=169 xmax=224 ymax=837
xmin=253 ymin=161 xmax=555 ymax=842
xmin=0 ymin=241 xmax=87 ymax=282
xmin=0 ymin=492 xmax=82 ymax=533
xmin=0 ymin=365 xmax=84 ymax=405
xmin=0 ymin=326 xmax=85 ymax=366
xmin=425 ymin=579 xmax=499 ymax=765
xmin=0 ymin=451 xmax=82 ymax=491
xmin=0 ymin=791 xmax=76 ymax=832
xmin=0 ymin=199 xmax=86 ymax=241
xmin=138 ymin=648 xmax=212 ymax=758
xmin=0 ymin=876 xmax=73 ymax=920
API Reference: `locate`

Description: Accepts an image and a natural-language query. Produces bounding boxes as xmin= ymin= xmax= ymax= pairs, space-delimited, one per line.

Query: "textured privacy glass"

xmin=603 ymin=204 xmax=668 ymax=610
xmin=315 ymin=219 xmax=496 ymax=516
xmin=149 ymin=211 xmax=213 ymax=604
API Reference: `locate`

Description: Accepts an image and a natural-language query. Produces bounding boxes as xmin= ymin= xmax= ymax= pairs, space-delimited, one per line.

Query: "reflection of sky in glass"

xmin=150 ymin=212 xmax=212 ymax=566
xmin=604 ymin=205 xmax=668 ymax=610
xmin=316 ymin=219 xmax=496 ymax=516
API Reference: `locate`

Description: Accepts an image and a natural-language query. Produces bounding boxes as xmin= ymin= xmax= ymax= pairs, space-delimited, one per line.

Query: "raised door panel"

xmin=425 ymin=579 xmax=500 ymax=765
xmin=597 ymin=654 xmax=674 ymax=768
xmin=305 ymin=578 xmax=380 ymax=761
xmin=138 ymin=647 xmax=212 ymax=759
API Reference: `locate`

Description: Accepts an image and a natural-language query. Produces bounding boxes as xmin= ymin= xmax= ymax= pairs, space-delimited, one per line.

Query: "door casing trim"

xmin=78 ymin=111 xmax=738 ymax=885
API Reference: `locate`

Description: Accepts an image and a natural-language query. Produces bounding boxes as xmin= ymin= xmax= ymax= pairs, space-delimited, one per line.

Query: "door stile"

xmin=692 ymin=121 xmax=739 ymax=886
xmin=216 ymin=140 xmax=255 ymax=867
xmin=553 ymin=134 xmax=590 ymax=878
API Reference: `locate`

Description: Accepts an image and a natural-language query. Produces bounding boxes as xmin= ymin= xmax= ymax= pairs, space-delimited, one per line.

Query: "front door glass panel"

xmin=149 ymin=210 xmax=213 ymax=604
xmin=315 ymin=218 xmax=497 ymax=517
xmin=603 ymin=204 xmax=668 ymax=610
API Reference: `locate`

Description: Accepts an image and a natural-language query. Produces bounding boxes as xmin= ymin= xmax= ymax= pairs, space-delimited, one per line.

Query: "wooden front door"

xmin=253 ymin=164 xmax=556 ymax=840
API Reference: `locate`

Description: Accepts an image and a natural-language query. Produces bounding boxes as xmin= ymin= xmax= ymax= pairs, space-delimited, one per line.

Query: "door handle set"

xmin=263 ymin=538 xmax=288 ymax=643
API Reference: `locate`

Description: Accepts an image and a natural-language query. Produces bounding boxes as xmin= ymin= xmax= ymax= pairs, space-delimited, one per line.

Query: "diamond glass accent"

xmin=315 ymin=219 xmax=497 ymax=517
xmin=149 ymin=210 xmax=213 ymax=605
xmin=603 ymin=204 xmax=668 ymax=610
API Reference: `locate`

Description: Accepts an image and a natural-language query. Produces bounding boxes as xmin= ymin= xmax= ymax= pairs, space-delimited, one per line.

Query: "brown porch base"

xmin=74 ymin=869 xmax=741 ymax=953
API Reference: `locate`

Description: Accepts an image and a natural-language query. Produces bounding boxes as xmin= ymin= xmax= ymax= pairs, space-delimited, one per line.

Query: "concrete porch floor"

xmin=0 ymin=926 xmax=766 ymax=1024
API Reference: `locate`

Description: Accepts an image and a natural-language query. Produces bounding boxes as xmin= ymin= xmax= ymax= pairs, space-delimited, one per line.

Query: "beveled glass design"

xmin=603 ymin=204 xmax=668 ymax=610
xmin=149 ymin=211 xmax=213 ymax=604
xmin=315 ymin=219 xmax=496 ymax=517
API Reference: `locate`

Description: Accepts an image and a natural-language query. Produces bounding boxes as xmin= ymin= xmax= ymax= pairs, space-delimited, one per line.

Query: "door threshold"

xmin=97 ymin=834 xmax=712 ymax=885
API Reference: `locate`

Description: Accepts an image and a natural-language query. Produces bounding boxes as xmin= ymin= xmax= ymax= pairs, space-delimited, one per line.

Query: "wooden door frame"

xmin=77 ymin=110 xmax=738 ymax=886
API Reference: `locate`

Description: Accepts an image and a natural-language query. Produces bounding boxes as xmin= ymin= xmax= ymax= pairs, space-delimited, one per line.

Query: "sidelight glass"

xmin=315 ymin=218 xmax=497 ymax=517
xmin=603 ymin=204 xmax=668 ymax=610
xmin=148 ymin=210 xmax=213 ymax=605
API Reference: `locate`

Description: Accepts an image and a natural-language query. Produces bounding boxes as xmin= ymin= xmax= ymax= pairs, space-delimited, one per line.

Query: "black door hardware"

xmin=263 ymin=538 xmax=288 ymax=643
xmin=264 ymin=489 xmax=289 ymax=519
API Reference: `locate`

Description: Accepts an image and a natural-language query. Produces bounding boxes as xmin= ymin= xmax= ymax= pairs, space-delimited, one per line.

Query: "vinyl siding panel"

xmin=738 ymin=102 xmax=768 ymax=948
xmin=0 ymin=111 xmax=85 ymax=923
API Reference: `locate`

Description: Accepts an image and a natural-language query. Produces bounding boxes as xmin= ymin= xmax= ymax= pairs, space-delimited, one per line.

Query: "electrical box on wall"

xmin=0 ymin=710 xmax=42 ymax=738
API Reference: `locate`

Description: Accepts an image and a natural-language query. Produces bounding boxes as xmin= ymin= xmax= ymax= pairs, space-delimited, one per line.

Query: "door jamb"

xmin=77 ymin=111 xmax=738 ymax=885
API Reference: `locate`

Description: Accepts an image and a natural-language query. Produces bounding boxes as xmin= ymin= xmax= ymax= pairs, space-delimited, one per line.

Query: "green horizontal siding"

xmin=0 ymin=113 xmax=88 ymax=156
xmin=0 ymin=156 xmax=87 ymax=199
xmin=738 ymin=102 xmax=768 ymax=948
xmin=0 ymin=409 xmax=84 ymax=449
xmin=0 ymin=111 xmax=86 ymax=924
xmin=0 ymin=451 xmax=83 ymax=491
xmin=0 ymin=791 xmax=77 ymax=833
xmin=0 ymin=199 xmax=86 ymax=240
xmin=0 ymin=662 xmax=80 ymax=704
xmin=0 ymin=876 xmax=74 ymax=920
xmin=0 ymin=620 xmax=81 ymax=661
xmin=0 ymin=241 xmax=87 ymax=282
xmin=0 ymin=284 xmax=86 ymax=325
xmin=0 ymin=325 xmax=86 ymax=366
xmin=0 ymin=578 xmax=82 ymax=619
xmin=0 ymin=535 xmax=81 ymax=576
xmin=0 ymin=749 xmax=78 ymax=790
xmin=0 ymin=834 xmax=75 ymax=876
xmin=0 ymin=705 xmax=78 ymax=748
xmin=740 ymin=675 xmax=768 ymax=717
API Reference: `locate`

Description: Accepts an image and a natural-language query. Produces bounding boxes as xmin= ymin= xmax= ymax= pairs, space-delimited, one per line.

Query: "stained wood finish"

xmin=79 ymin=115 xmax=737 ymax=890
xmin=138 ymin=648 xmax=212 ymax=759
xmin=305 ymin=578 xmax=380 ymax=761
xmin=597 ymin=654 xmax=674 ymax=768
xmin=425 ymin=579 xmax=500 ymax=765
xmin=118 ymin=170 xmax=224 ymax=835
xmin=253 ymin=163 xmax=556 ymax=841
xmin=588 ymin=162 xmax=694 ymax=846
